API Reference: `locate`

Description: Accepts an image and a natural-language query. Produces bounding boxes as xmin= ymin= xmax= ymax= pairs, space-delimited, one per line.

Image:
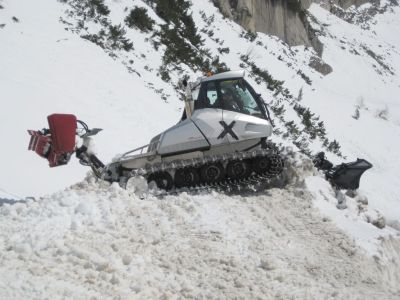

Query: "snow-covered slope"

xmin=305 ymin=3 xmax=400 ymax=223
xmin=1 ymin=0 xmax=400 ymax=297
xmin=0 ymin=0 xmax=182 ymax=197
xmin=0 ymin=0 xmax=399 ymax=222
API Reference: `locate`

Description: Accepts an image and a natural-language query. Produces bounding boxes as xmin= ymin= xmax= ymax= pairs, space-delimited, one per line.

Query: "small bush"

xmin=82 ymin=25 xmax=133 ymax=52
xmin=297 ymin=88 xmax=303 ymax=102
xmin=87 ymin=0 xmax=110 ymax=17
xmin=159 ymin=66 xmax=171 ymax=82
xmin=81 ymin=32 xmax=104 ymax=48
xmin=240 ymin=55 xmax=284 ymax=91
xmin=107 ymin=25 xmax=132 ymax=50
xmin=240 ymin=30 xmax=257 ymax=42
xmin=352 ymin=107 xmax=360 ymax=120
xmin=93 ymin=0 xmax=109 ymax=15
xmin=218 ymin=47 xmax=230 ymax=54
xmin=297 ymin=70 xmax=312 ymax=85
xmin=376 ymin=106 xmax=389 ymax=120
xmin=327 ymin=140 xmax=341 ymax=155
xmin=125 ymin=7 xmax=155 ymax=32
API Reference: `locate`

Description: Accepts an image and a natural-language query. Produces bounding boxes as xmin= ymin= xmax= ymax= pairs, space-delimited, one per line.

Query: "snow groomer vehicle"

xmin=28 ymin=70 xmax=371 ymax=191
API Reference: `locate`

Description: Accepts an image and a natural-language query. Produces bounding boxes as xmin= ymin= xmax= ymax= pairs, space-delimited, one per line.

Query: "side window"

xmin=206 ymin=82 xmax=218 ymax=105
xmin=194 ymin=81 xmax=218 ymax=110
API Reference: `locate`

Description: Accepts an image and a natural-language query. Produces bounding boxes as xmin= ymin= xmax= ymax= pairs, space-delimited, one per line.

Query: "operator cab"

xmin=193 ymin=71 xmax=268 ymax=120
xmin=157 ymin=70 xmax=273 ymax=157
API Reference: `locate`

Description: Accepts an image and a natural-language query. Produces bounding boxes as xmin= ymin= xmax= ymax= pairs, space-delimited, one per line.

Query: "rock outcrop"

xmin=214 ymin=0 xmax=314 ymax=47
xmin=213 ymin=0 xmax=371 ymax=52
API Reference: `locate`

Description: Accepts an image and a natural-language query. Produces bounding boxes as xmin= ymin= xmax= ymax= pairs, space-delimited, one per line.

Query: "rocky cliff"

xmin=213 ymin=0 xmax=370 ymax=52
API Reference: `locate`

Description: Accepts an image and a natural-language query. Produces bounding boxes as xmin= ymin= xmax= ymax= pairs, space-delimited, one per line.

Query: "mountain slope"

xmin=1 ymin=0 xmax=400 ymax=297
xmin=0 ymin=0 xmax=182 ymax=197
xmin=2 ymin=0 xmax=399 ymax=226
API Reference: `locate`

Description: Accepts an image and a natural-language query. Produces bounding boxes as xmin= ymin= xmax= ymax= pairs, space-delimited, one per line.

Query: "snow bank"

xmin=1 ymin=164 xmax=399 ymax=298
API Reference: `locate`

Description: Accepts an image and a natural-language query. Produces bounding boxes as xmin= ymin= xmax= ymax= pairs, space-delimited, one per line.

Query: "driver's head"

xmin=222 ymin=89 xmax=234 ymax=101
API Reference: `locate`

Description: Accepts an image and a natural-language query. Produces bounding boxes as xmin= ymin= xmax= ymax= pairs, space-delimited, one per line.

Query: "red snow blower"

xmin=28 ymin=113 xmax=105 ymax=177
xmin=28 ymin=114 xmax=77 ymax=167
xmin=28 ymin=113 xmax=104 ymax=168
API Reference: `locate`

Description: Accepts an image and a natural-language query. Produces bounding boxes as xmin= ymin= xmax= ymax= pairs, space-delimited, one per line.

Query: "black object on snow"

xmin=313 ymin=151 xmax=333 ymax=171
xmin=313 ymin=152 xmax=372 ymax=190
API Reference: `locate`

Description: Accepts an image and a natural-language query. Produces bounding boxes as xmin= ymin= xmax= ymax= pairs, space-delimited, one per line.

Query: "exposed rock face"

xmin=215 ymin=0 xmax=314 ymax=47
xmin=213 ymin=0 xmax=371 ymax=50
xmin=309 ymin=56 xmax=333 ymax=75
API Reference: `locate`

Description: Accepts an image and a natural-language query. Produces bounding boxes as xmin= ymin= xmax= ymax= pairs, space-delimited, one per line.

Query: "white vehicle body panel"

xmin=157 ymin=118 xmax=209 ymax=155
xmin=222 ymin=110 xmax=272 ymax=144
xmin=191 ymin=108 xmax=229 ymax=146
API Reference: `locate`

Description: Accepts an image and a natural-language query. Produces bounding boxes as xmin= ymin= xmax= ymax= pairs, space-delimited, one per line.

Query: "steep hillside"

xmin=1 ymin=0 xmax=399 ymax=222
xmin=1 ymin=0 xmax=400 ymax=297
xmin=0 ymin=0 xmax=183 ymax=197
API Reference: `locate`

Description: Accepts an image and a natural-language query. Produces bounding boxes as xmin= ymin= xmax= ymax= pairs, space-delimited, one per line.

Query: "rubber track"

xmin=144 ymin=170 xmax=285 ymax=197
xmin=122 ymin=149 xmax=284 ymax=195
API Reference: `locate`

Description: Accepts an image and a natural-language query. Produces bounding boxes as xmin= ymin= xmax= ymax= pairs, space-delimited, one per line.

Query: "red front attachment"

xmin=47 ymin=114 xmax=77 ymax=153
xmin=28 ymin=114 xmax=77 ymax=167
xmin=28 ymin=130 xmax=51 ymax=158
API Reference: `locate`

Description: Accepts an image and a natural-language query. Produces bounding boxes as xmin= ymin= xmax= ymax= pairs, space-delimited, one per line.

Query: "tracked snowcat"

xmin=28 ymin=70 xmax=372 ymax=192
xmin=28 ymin=70 xmax=284 ymax=190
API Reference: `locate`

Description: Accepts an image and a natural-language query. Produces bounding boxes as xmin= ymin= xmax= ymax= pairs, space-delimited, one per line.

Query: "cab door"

xmin=219 ymin=79 xmax=272 ymax=144
xmin=191 ymin=81 xmax=229 ymax=146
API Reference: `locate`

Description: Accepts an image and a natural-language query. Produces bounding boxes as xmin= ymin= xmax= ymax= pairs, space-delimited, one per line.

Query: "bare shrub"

xmin=375 ymin=105 xmax=389 ymax=120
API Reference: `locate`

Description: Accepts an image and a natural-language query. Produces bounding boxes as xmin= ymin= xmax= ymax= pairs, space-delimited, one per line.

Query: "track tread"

xmin=123 ymin=149 xmax=284 ymax=194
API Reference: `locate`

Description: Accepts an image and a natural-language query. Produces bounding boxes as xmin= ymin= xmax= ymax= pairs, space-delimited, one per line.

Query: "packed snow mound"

xmin=1 ymin=161 xmax=399 ymax=299
xmin=1 ymin=0 xmax=400 ymax=229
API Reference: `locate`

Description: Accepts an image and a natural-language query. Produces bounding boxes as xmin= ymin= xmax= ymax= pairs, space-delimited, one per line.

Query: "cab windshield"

xmin=195 ymin=78 xmax=267 ymax=119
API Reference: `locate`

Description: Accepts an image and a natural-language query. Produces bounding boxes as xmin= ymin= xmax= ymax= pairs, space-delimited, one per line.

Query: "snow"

xmin=1 ymin=177 xmax=399 ymax=298
xmin=306 ymin=175 xmax=397 ymax=255
xmin=0 ymin=0 xmax=182 ymax=197
xmin=0 ymin=0 xmax=400 ymax=297
xmin=306 ymin=3 xmax=400 ymax=223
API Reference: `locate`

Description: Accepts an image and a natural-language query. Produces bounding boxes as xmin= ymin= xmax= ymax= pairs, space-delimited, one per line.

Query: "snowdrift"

xmin=1 ymin=156 xmax=399 ymax=298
